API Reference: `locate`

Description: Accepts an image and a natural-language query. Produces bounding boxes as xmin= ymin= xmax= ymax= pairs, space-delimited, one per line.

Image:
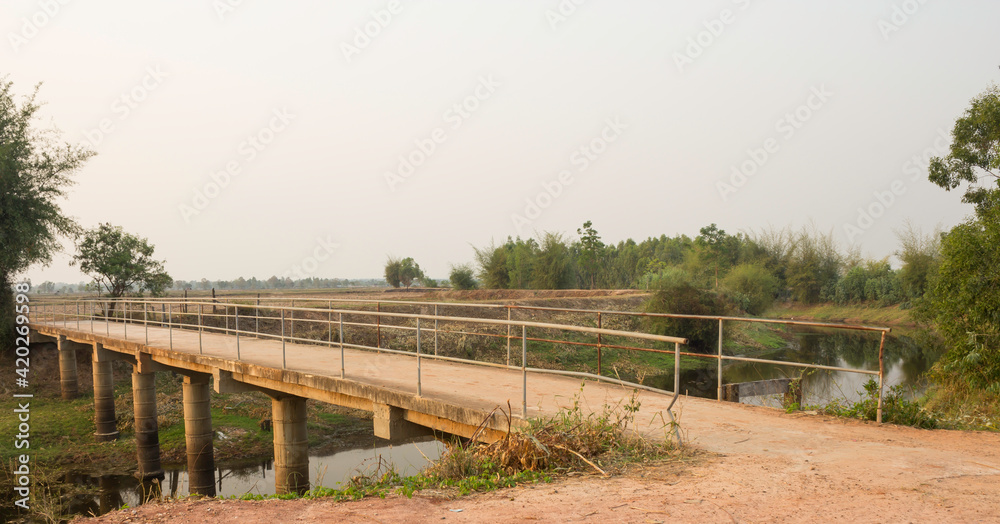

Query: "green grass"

xmin=0 ymin=393 xmax=137 ymax=471
xmin=766 ymin=302 xmax=912 ymax=326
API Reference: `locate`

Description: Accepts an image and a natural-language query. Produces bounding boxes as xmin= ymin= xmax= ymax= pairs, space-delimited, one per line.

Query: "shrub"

xmin=643 ymin=267 xmax=730 ymax=350
xmin=449 ymin=264 xmax=478 ymax=290
xmin=722 ymin=263 xmax=778 ymax=315
xmin=823 ymin=378 xmax=938 ymax=429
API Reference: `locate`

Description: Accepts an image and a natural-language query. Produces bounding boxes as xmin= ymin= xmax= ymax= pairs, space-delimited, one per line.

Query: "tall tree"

xmin=72 ymin=224 xmax=173 ymax=306
xmin=1 ymin=79 xmax=93 ymax=352
xmin=929 ymin=84 xmax=1000 ymax=216
xmin=576 ymin=220 xmax=605 ymax=289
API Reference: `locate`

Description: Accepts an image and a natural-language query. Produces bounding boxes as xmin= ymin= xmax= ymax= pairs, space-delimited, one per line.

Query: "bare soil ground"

xmin=74 ymin=397 xmax=1000 ymax=523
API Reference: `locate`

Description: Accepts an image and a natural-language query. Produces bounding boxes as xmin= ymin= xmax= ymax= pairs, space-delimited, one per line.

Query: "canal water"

xmin=642 ymin=325 xmax=943 ymax=407
xmin=10 ymin=436 xmax=443 ymax=522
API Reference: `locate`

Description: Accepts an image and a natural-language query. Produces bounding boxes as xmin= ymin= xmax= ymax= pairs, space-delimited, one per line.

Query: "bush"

xmin=449 ymin=264 xmax=478 ymax=290
xmin=642 ymin=267 xmax=730 ymax=351
xmin=721 ymin=263 xmax=778 ymax=315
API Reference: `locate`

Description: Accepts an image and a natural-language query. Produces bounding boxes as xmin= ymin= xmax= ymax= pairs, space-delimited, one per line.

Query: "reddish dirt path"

xmin=75 ymin=396 xmax=1000 ymax=523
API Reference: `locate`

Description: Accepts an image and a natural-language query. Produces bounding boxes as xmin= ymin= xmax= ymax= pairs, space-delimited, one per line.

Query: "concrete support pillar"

xmin=182 ymin=374 xmax=216 ymax=496
xmin=132 ymin=370 xmax=164 ymax=480
xmin=58 ymin=335 xmax=79 ymax=400
xmin=92 ymin=344 xmax=120 ymax=442
xmin=373 ymin=403 xmax=432 ymax=441
xmin=272 ymin=396 xmax=308 ymax=495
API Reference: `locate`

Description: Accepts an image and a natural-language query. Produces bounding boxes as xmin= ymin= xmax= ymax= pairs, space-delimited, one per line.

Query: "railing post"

xmin=76 ymin=303 xmax=80 ymax=330
xmin=434 ymin=304 xmax=438 ymax=356
xmin=168 ymin=305 xmax=173 ymax=350
xmin=328 ymin=302 xmax=333 ymax=347
xmin=144 ymin=302 xmax=149 ymax=345
xmin=235 ymin=304 xmax=240 ymax=360
xmin=376 ymin=302 xmax=381 ymax=351
xmin=255 ymin=295 xmax=260 ymax=335
xmin=90 ymin=301 xmax=94 ymax=333
xmin=718 ymin=318 xmax=724 ymax=401
xmin=281 ymin=308 xmax=286 ymax=369
xmin=506 ymin=306 xmax=512 ymax=367
xmin=106 ymin=301 xmax=110 ymax=335
xmin=597 ymin=312 xmax=603 ymax=376
xmin=339 ymin=312 xmax=345 ymax=379
xmin=124 ymin=301 xmax=128 ymax=340
xmin=522 ymin=325 xmax=528 ymax=419
xmin=290 ymin=300 xmax=294 ymax=340
xmin=674 ymin=341 xmax=681 ymax=397
xmin=877 ymin=330 xmax=886 ymax=424
xmin=198 ymin=303 xmax=203 ymax=354
xmin=416 ymin=318 xmax=422 ymax=397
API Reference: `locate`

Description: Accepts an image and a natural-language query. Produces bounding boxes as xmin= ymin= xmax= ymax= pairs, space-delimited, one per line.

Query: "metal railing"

xmin=30 ymin=298 xmax=688 ymax=419
xmin=30 ymin=295 xmax=893 ymax=422
xmin=189 ymin=296 xmax=892 ymax=423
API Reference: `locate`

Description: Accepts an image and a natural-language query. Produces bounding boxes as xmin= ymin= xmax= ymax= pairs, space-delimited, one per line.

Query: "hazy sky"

xmin=6 ymin=1 xmax=998 ymax=283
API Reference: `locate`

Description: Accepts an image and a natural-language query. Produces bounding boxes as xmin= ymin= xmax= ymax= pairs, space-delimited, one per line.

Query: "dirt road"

xmin=75 ymin=393 xmax=1000 ymax=523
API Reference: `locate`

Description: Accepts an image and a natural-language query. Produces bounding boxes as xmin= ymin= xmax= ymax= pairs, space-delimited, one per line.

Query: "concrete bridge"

xmin=28 ymin=298 xmax=687 ymax=495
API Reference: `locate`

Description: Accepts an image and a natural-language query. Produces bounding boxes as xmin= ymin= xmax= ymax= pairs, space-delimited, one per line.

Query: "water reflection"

xmin=48 ymin=436 xmax=442 ymax=521
xmin=638 ymin=326 xmax=943 ymax=407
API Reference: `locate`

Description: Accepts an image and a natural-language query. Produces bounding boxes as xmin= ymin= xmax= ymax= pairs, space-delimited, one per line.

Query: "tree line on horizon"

xmin=440 ymin=220 xmax=937 ymax=312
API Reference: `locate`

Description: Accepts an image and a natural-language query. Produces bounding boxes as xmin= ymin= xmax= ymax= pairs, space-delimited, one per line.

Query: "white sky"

xmin=6 ymin=0 xmax=998 ymax=283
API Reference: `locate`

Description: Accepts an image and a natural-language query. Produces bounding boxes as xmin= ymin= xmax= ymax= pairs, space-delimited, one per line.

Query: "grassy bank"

xmin=765 ymin=302 xmax=913 ymax=326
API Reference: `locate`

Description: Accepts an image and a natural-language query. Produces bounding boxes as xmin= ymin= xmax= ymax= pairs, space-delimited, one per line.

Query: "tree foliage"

xmin=575 ymin=220 xmax=604 ymax=289
xmin=1 ymin=79 xmax=93 ymax=352
xmin=449 ymin=264 xmax=478 ymax=290
xmin=929 ymin=84 xmax=1000 ymax=216
xmin=72 ymin=223 xmax=172 ymax=299
xmin=384 ymin=256 xmax=423 ymax=288
xmin=922 ymin=197 xmax=1000 ymax=392
xmin=832 ymin=259 xmax=902 ymax=307
xmin=473 ymin=242 xmax=509 ymax=289
xmin=532 ymin=232 xmax=574 ymax=289
xmin=643 ymin=267 xmax=730 ymax=351
xmin=895 ymin=221 xmax=941 ymax=300
xmin=785 ymin=225 xmax=841 ymax=303
xmin=722 ymin=263 xmax=778 ymax=315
